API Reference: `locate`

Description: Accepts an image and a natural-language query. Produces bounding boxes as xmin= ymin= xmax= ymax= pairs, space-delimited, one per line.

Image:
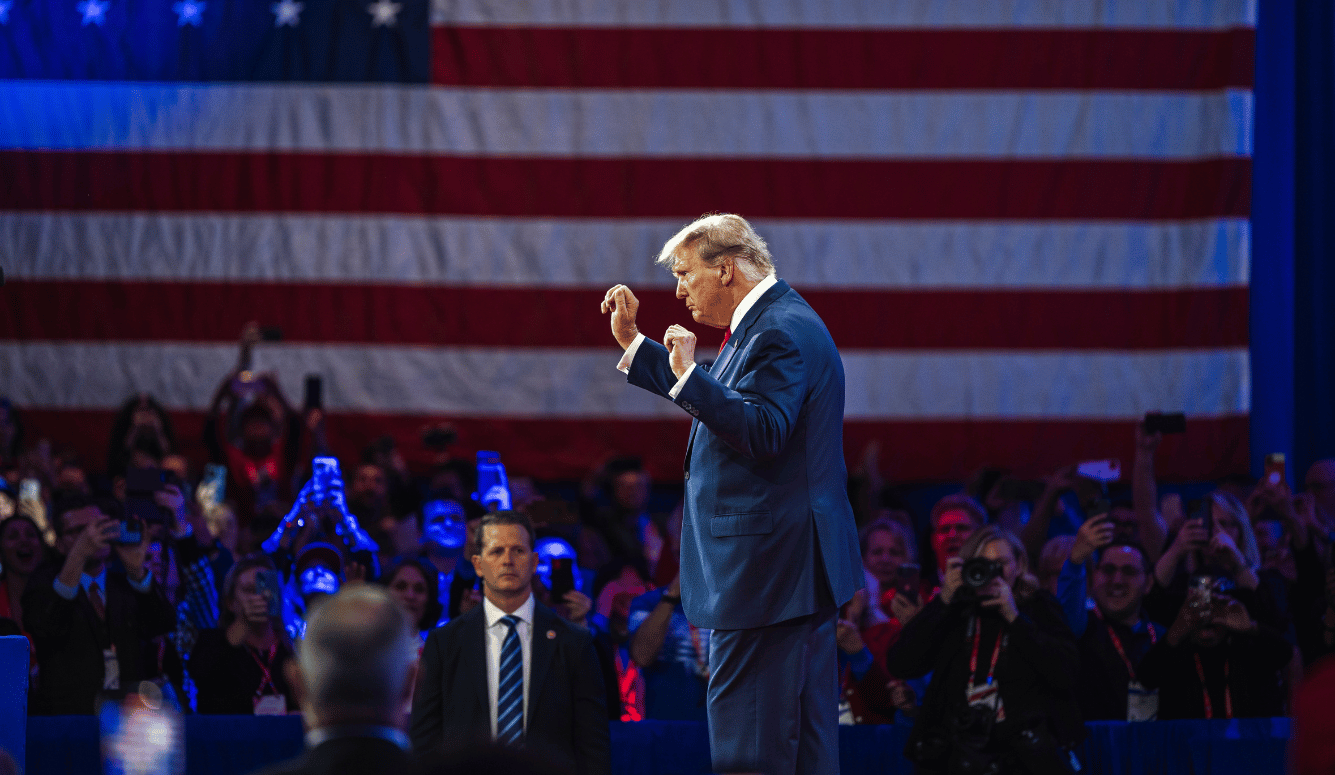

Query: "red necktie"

xmin=88 ymin=581 xmax=106 ymax=620
xmin=718 ymin=328 xmax=731 ymax=356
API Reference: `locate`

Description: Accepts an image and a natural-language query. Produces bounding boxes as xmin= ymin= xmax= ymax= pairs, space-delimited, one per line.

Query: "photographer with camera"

xmin=885 ymin=526 xmax=1081 ymax=775
xmin=1136 ymin=586 xmax=1293 ymax=719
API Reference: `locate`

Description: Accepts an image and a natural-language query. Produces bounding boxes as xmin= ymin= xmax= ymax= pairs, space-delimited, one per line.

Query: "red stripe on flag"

xmin=0 ymin=152 xmax=1252 ymax=220
xmin=1 ymin=281 xmax=1249 ymax=351
xmin=19 ymin=409 xmax=1249 ymax=482
xmin=430 ymin=26 xmax=1255 ymax=90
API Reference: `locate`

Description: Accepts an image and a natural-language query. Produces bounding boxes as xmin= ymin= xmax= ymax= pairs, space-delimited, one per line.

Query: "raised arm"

xmin=658 ymin=327 xmax=806 ymax=462
xmin=1132 ymin=423 xmax=1168 ymax=562
xmin=1021 ymin=466 xmax=1078 ymax=567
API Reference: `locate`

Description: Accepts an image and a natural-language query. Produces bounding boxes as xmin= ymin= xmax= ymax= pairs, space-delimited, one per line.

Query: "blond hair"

xmin=656 ymin=213 xmax=775 ymax=281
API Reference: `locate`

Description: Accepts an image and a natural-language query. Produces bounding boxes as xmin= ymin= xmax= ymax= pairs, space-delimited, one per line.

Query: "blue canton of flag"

xmin=0 ymin=0 xmax=428 ymax=81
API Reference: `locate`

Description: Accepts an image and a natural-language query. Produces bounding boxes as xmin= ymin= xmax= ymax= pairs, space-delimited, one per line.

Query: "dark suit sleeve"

xmin=673 ymin=329 xmax=807 ymax=461
xmin=884 ymin=597 xmax=957 ymax=679
xmin=132 ymin=577 xmax=176 ymax=640
xmin=570 ymin=631 xmax=611 ymax=775
xmin=21 ymin=568 xmax=78 ymax=646
xmin=410 ymin=628 xmax=445 ymax=752
xmin=625 ymin=339 xmax=680 ymax=401
xmin=1006 ymin=593 xmax=1080 ymax=692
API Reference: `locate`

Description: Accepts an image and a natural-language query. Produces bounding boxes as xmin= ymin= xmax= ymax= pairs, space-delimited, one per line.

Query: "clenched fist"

xmin=601 ymin=285 xmax=641 ymax=350
xmin=664 ymin=325 xmax=697 ymax=379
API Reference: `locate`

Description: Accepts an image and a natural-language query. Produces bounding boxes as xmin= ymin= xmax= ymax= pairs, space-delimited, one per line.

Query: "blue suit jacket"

xmin=628 ymin=280 xmax=863 ymax=630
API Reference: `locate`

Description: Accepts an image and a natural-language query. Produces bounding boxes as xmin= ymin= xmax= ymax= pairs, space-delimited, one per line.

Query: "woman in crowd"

xmin=858 ymin=516 xmax=917 ymax=628
xmin=1148 ymin=491 xmax=1274 ymax=627
xmin=190 ymin=554 xmax=297 ymax=715
xmin=380 ymin=556 xmax=443 ymax=639
xmin=886 ymin=526 xmax=1082 ymax=774
xmin=0 ymin=514 xmax=45 ymax=651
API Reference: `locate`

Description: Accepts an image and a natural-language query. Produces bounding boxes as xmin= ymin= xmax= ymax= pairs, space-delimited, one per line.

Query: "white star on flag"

xmin=0 ymin=1 xmax=12 ymax=25
xmin=366 ymin=0 xmax=400 ymax=27
xmin=173 ymin=0 xmax=204 ymax=26
xmin=77 ymin=0 xmax=108 ymax=25
xmin=271 ymin=0 xmax=302 ymax=27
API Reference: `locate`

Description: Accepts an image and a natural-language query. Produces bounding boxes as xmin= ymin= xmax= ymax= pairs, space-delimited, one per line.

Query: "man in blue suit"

xmin=602 ymin=213 xmax=863 ymax=774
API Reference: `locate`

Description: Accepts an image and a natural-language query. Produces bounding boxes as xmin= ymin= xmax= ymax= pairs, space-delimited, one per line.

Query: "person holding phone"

xmin=1056 ymin=531 xmax=1167 ymax=722
xmin=22 ymin=496 xmax=174 ymax=714
xmin=190 ymin=554 xmax=297 ymax=715
xmin=1146 ymin=492 xmax=1272 ymax=630
xmin=202 ymin=323 xmax=304 ymax=528
xmin=858 ymin=516 xmax=918 ymax=628
xmin=835 ymin=589 xmax=917 ymax=725
xmin=1137 ymin=588 xmax=1293 ymax=719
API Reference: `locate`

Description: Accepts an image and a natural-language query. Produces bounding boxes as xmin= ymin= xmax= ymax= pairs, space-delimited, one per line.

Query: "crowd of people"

xmin=2 ymin=327 xmax=1334 ymax=772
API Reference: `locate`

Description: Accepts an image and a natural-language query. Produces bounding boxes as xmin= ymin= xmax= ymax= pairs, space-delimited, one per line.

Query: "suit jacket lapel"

xmin=461 ymin=607 xmax=490 ymax=717
xmin=526 ymin=605 xmax=559 ymax=721
xmin=681 ymin=281 xmax=792 ymax=472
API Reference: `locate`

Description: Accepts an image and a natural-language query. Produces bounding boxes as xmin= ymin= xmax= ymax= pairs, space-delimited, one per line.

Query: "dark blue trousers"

xmin=706 ymin=607 xmax=839 ymax=775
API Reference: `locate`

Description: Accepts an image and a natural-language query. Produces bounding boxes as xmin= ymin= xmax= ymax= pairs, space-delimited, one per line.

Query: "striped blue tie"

xmin=496 ymin=614 xmax=524 ymax=746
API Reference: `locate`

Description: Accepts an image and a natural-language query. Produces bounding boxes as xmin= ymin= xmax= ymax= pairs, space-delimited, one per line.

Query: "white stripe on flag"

xmin=430 ymin=0 xmax=1256 ymax=29
xmin=0 ymin=83 xmax=1253 ymax=159
xmin=0 ymin=342 xmax=1250 ymax=419
xmin=1 ymin=214 xmax=1250 ymax=289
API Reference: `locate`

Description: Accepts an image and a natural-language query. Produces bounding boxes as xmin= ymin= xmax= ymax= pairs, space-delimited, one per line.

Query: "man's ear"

xmin=471 ymin=554 xmax=484 ymax=578
xmin=718 ymin=260 xmax=733 ymax=287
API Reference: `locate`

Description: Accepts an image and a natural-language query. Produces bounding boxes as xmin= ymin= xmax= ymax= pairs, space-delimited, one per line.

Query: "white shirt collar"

xmin=730 ymin=274 xmax=779 ymax=332
xmin=482 ymin=591 xmax=535 ymax=629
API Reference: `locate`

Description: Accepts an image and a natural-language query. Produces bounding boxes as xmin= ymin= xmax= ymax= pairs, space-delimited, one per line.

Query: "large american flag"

xmin=0 ymin=0 xmax=1253 ymax=482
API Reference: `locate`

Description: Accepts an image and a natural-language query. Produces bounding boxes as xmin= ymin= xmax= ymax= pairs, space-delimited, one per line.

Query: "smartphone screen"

xmin=117 ymin=517 xmax=144 ymax=546
xmin=1144 ymin=412 xmax=1187 ymax=435
xmin=254 ymin=569 xmax=282 ymax=618
xmin=474 ymin=451 xmax=512 ymax=512
xmin=549 ymin=557 xmax=575 ymax=601
xmin=895 ymin=563 xmax=921 ymax=604
xmin=1264 ymin=453 xmax=1286 ymax=487
xmin=19 ymin=478 xmax=41 ymax=503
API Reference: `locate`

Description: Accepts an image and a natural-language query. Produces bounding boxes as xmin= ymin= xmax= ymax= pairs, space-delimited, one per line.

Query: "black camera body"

xmin=962 ymin=558 xmax=1004 ymax=588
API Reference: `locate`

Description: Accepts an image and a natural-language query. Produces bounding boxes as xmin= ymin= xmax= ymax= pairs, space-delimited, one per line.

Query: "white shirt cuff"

xmin=668 ymin=364 xmax=696 ymax=400
xmin=616 ymin=332 xmax=647 ymax=374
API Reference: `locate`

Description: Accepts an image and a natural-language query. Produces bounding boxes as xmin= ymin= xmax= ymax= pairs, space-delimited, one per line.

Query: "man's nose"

xmin=676 ymin=281 xmax=687 ymax=298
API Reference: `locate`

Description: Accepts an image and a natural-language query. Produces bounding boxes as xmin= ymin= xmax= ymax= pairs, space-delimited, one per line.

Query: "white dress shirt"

xmin=617 ymin=274 xmax=778 ymax=398
xmin=482 ymin=593 xmax=535 ymax=738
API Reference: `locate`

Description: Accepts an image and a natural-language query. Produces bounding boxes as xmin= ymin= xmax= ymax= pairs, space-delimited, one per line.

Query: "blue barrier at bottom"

xmin=0 ymin=636 xmax=29 ymax=771
xmin=26 ymin=716 xmax=1291 ymax=775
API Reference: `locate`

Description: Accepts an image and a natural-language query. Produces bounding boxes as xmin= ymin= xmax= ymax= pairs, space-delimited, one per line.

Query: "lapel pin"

xmin=547 ymin=630 xmax=556 ymax=639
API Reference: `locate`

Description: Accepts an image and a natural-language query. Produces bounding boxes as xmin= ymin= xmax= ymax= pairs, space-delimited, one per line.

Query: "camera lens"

xmin=961 ymin=558 xmax=1002 ymax=588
